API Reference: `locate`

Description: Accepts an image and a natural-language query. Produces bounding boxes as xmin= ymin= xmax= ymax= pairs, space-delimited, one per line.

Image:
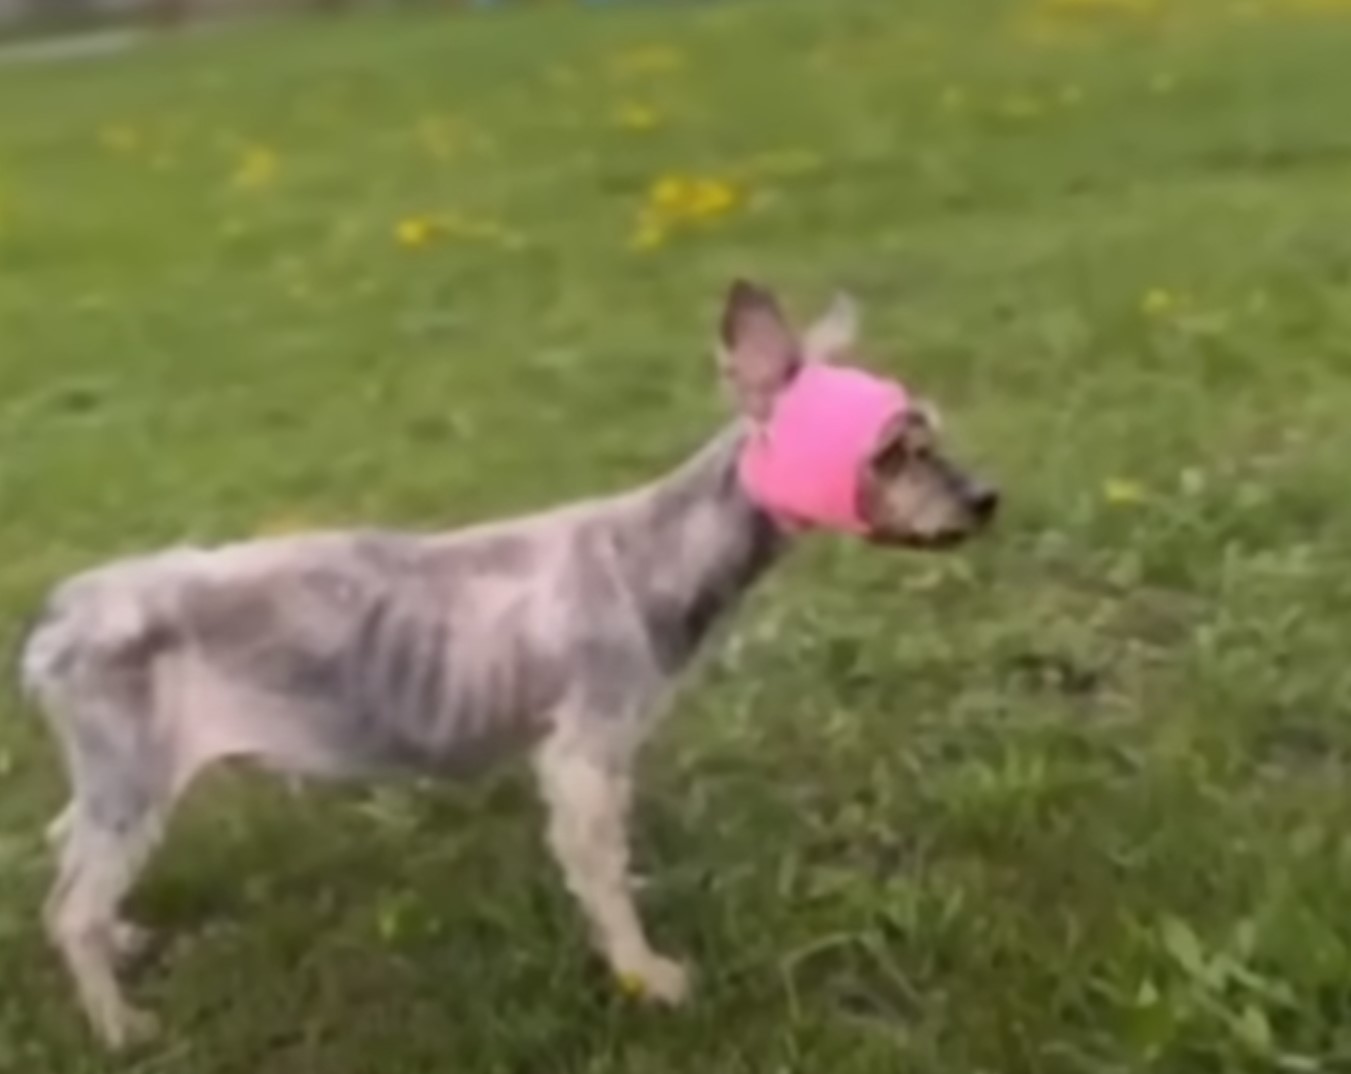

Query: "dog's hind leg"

xmin=42 ymin=701 xmax=175 ymax=1051
xmin=46 ymin=808 xmax=165 ymax=1048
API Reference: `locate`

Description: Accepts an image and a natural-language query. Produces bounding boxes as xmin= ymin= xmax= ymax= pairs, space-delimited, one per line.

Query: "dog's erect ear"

xmin=869 ymin=407 xmax=936 ymax=473
xmin=718 ymin=279 xmax=801 ymax=422
xmin=803 ymin=291 xmax=859 ymax=363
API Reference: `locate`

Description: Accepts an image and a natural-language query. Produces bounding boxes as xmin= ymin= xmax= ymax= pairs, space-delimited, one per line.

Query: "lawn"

xmin=4 ymin=0 xmax=1351 ymax=1069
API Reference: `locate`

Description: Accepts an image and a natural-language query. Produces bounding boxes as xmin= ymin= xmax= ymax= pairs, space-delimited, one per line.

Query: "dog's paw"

xmin=617 ymin=955 xmax=691 ymax=1006
xmin=97 ymin=1003 xmax=160 ymax=1053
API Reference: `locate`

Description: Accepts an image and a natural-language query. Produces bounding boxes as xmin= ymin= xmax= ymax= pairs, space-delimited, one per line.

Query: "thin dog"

xmin=18 ymin=280 xmax=999 ymax=1049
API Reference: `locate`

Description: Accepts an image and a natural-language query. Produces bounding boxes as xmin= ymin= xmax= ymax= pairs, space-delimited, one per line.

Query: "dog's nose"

xmin=968 ymin=485 xmax=1000 ymax=523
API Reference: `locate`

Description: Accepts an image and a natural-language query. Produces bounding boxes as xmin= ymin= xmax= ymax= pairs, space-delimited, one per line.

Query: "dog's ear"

xmin=869 ymin=406 xmax=936 ymax=473
xmin=717 ymin=279 xmax=801 ymax=422
xmin=803 ymin=291 xmax=859 ymax=364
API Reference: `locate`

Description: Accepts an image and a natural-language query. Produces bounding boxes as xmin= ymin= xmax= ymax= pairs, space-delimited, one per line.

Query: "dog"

xmin=18 ymin=280 xmax=999 ymax=1049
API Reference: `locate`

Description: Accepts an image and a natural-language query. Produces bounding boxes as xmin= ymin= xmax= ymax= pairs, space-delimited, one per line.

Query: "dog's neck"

xmin=610 ymin=424 xmax=787 ymax=674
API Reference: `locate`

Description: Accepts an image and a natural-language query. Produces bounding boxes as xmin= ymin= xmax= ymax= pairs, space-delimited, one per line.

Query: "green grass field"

xmin=5 ymin=0 xmax=1351 ymax=1069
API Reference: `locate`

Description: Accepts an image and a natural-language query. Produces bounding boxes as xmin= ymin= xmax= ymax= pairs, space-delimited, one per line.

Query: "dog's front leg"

xmin=534 ymin=732 xmax=689 ymax=1005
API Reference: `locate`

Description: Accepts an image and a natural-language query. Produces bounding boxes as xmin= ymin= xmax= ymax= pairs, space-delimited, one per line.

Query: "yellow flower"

xmin=687 ymin=178 xmax=736 ymax=218
xmin=650 ymin=176 xmax=688 ymax=211
xmin=613 ymin=103 xmax=662 ymax=132
xmin=652 ymin=175 xmax=738 ymax=217
xmin=395 ymin=213 xmax=523 ymax=250
xmin=617 ymin=971 xmax=649 ymax=997
xmin=232 ymin=145 xmax=278 ymax=190
xmin=98 ymin=124 xmax=141 ymax=154
xmin=1141 ymin=288 xmax=1176 ymax=316
xmin=630 ymin=219 xmax=667 ymax=252
xmin=1103 ymin=479 xmax=1148 ymax=506
xmin=630 ymin=173 xmax=741 ymax=251
xmin=395 ymin=216 xmax=442 ymax=248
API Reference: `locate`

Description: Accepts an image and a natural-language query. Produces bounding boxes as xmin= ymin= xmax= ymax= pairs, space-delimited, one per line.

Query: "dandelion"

xmin=618 ymin=972 xmax=650 ymax=998
xmin=630 ymin=217 xmax=668 ymax=252
xmin=687 ymin=180 xmax=736 ymax=218
xmin=1141 ymin=288 xmax=1176 ymax=316
xmin=650 ymin=176 xmax=687 ymax=212
xmin=659 ymin=175 xmax=737 ymax=218
xmin=629 ymin=173 xmax=741 ymax=252
xmin=232 ymin=145 xmax=278 ymax=191
xmin=395 ymin=213 xmax=524 ymax=251
xmin=1103 ymin=479 xmax=1148 ymax=506
xmin=396 ymin=216 xmax=442 ymax=249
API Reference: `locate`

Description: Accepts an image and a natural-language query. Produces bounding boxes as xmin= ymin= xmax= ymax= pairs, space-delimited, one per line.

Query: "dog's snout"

xmin=968 ymin=485 xmax=1000 ymax=523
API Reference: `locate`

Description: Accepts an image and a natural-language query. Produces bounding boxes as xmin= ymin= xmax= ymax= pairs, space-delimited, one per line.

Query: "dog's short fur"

xmin=18 ymin=281 xmax=998 ymax=1049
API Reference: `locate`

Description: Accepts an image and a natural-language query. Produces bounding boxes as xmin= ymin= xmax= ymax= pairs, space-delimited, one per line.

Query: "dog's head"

xmin=719 ymin=279 xmax=998 ymax=549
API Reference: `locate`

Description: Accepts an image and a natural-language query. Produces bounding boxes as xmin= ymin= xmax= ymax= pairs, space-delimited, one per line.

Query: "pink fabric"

xmin=738 ymin=363 xmax=911 ymax=534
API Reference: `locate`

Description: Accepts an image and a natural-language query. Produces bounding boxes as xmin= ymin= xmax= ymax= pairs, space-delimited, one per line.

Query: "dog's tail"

xmin=15 ymin=564 xmax=176 ymax=716
xmin=14 ymin=599 xmax=65 ymax=711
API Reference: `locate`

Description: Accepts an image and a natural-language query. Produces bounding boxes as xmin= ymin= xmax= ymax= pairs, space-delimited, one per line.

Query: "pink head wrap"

xmin=738 ymin=363 xmax=911 ymax=534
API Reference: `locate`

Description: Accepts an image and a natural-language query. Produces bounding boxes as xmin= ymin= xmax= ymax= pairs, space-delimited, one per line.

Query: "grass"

xmin=4 ymin=0 xmax=1351 ymax=1069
